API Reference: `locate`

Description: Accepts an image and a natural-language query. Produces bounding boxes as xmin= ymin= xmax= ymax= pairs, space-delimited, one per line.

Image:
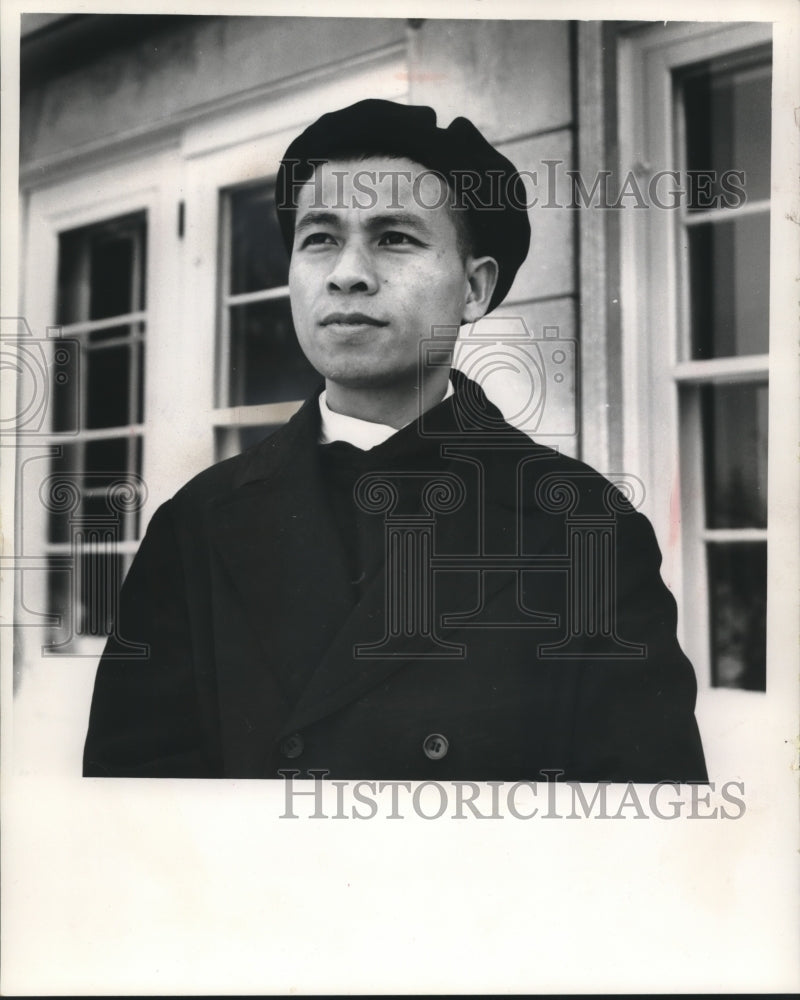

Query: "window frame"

xmin=49 ymin=209 xmax=149 ymax=643
xmin=213 ymin=179 xmax=307 ymax=461
xmin=20 ymin=148 xmax=184 ymax=657
xmin=617 ymin=21 xmax=773 ymax=696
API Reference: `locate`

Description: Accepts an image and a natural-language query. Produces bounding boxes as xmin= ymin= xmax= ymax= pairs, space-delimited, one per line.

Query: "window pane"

xmin=86 ymin=344 xmax=131 ymax=428
xmin=683 ymin=56 xmax=771 ymax=207
xmin=46 ymin=551 xmax=124 ymax=645
xmin=47 ymin=443 xmax=82 ymax=543
xmin=688 ymin=213 xmax=769 ymax=359
xmin=83 ymin=437 xmax=128 ymax=477
xmin=81 ymin=328 xmax=145 ymax=428
xmin=47 ymin=437 xmax=143 ymax=543
xmin=701 ymin=382 xmax=768 ymax=529
xmin=54 ymin=437 xmax=142 ymax=486
xmin=89 ymin=220 xmax=146 ymax=319
xmin=51 ymin=339 xmax=80 ymax=432
xmin=228 ymin=298 xmax=320 ymax=406
xmin=229 ymin=184 xmax=289 ymax=294
xmin=46 ymin=558 xmax=73 ymax=646
xmin=134 ymin=338 xmax=145 ymax=424
xmin=707 ymin=542 xmax=766 ymax=690
xmin=77 ymin=549 xmax=124 ymax=637
xmin=56 ymin=229 xmax=88 ymax=327
xmin=57 ymin=212 xmax=146 ymax=324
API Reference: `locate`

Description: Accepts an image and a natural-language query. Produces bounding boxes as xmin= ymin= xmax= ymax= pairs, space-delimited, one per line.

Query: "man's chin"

xmin=321 ymin=367 xmax=418 ymax=392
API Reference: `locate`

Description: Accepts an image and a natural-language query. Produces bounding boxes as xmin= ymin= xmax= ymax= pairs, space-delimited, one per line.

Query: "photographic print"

xmin=2 ymin=1 xmax=797 ymax=994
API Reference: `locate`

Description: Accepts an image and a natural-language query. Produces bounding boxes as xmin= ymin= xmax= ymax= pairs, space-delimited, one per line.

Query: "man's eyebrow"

xmin=294 ymin=210 xmax=435 ymax=238
xmin=293 ymin=211 xmax=341 ymax=236
xmin=364 ymin=212 xmax=432 ymax=235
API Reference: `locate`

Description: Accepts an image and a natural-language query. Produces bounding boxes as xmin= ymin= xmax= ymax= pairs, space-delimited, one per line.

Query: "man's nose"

xmin=326 ymin=242 xmax=378 ymax=294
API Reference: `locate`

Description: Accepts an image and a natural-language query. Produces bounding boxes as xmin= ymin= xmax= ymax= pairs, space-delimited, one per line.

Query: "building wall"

xmin=21 ymin=16 xmax=408 ymax=166
xmin=409 ymin=19 xmax=578 ymax=451
xmin=21 ymin=15 xmax=581 ymax=452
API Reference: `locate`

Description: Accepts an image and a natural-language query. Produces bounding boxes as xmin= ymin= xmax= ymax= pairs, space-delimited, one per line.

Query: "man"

xmin=83 ymin=100 xmax=707 ymax=781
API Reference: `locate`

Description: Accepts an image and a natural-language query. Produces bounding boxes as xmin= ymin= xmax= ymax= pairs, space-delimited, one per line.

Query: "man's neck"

xmin=323 ymin=372 xmax=451 ymax=429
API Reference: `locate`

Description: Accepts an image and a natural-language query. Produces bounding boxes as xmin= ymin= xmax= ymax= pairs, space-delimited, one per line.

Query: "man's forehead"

xmin=294 ymin=156 xmax=451 ymax=214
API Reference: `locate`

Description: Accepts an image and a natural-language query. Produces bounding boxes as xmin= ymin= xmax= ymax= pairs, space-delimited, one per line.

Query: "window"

xmin=47 ymin=212 xmax=148 ymax=648
xmin=676 ymin=50 xmax=771 ymax=690
xmin=618 ymin=21 xmax=772 ymax=694
xmin=214 ymin=182 xmax=319 ymax=459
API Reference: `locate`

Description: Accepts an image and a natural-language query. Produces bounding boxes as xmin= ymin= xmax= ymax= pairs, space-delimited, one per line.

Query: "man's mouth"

xmin=320 ymin=312 xmax=389 ymax=327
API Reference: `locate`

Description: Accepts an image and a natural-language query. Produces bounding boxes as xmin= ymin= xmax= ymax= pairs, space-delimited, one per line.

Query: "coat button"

xmin=280 ymin=733 xmax=304 ymax=759
xmin=423 ymin=733 xmax=449 ymax=760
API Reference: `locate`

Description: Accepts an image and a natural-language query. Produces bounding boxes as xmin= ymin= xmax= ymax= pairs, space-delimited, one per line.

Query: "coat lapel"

xmin=208 ymin=395 xmax=356 ymax=769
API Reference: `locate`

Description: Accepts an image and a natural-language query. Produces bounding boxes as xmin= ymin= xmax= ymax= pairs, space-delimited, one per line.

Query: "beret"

xmin=275 ymin=99 xmax=531 ymax=312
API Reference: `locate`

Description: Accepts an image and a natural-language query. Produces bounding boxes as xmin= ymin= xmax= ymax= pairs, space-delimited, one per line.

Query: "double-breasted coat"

xmin=83 ymin=374 xmax=707 ymax=781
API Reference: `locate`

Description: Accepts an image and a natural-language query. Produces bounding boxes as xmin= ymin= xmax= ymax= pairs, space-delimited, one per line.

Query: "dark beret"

xmin=275 ymin=99 xmax=531 ymax=312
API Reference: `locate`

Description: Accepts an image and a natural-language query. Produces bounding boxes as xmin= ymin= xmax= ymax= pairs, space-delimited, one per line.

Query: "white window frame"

xmin=618 ymin=22 xmax=772 ymax=703
xmin=20 ymin=148 xmax=184 ymax=660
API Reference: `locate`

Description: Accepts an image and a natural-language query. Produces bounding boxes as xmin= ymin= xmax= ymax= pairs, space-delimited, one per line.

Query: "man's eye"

xmin=300 ymin=232 xmax=336 ymax=248
xmin=378 ymin=231 xmax=420 ymax=247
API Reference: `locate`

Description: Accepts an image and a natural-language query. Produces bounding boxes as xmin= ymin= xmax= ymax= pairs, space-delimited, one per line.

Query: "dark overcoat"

xmin=83 ymin=374 xmax=707 ymax=781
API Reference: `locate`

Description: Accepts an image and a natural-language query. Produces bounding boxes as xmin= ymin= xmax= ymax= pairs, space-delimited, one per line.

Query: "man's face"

xmin=288 ymin=157 xmax=473 ymax=391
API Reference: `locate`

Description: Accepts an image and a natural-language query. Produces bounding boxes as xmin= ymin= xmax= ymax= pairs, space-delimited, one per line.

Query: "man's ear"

xmin=462 ymin=256 xmax=499 ymax=323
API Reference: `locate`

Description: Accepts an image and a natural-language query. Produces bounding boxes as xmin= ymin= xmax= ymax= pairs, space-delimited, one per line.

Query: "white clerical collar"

xmin=319 ymin=381 xmax=454 ymax=451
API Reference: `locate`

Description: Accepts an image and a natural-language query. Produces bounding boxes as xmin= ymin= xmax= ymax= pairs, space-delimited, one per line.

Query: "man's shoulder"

xmin=518 ymin=443 xmax=634 ymax=497
xmin=451 ymin=373 xmax=625 ymax=496
xmin=171 ymin=450 xmax=250 ymax=506
xmin=169 ymin=402 xmax=315 ymax=510
xmin=476 ymin=423 xmax=634 ymax=516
